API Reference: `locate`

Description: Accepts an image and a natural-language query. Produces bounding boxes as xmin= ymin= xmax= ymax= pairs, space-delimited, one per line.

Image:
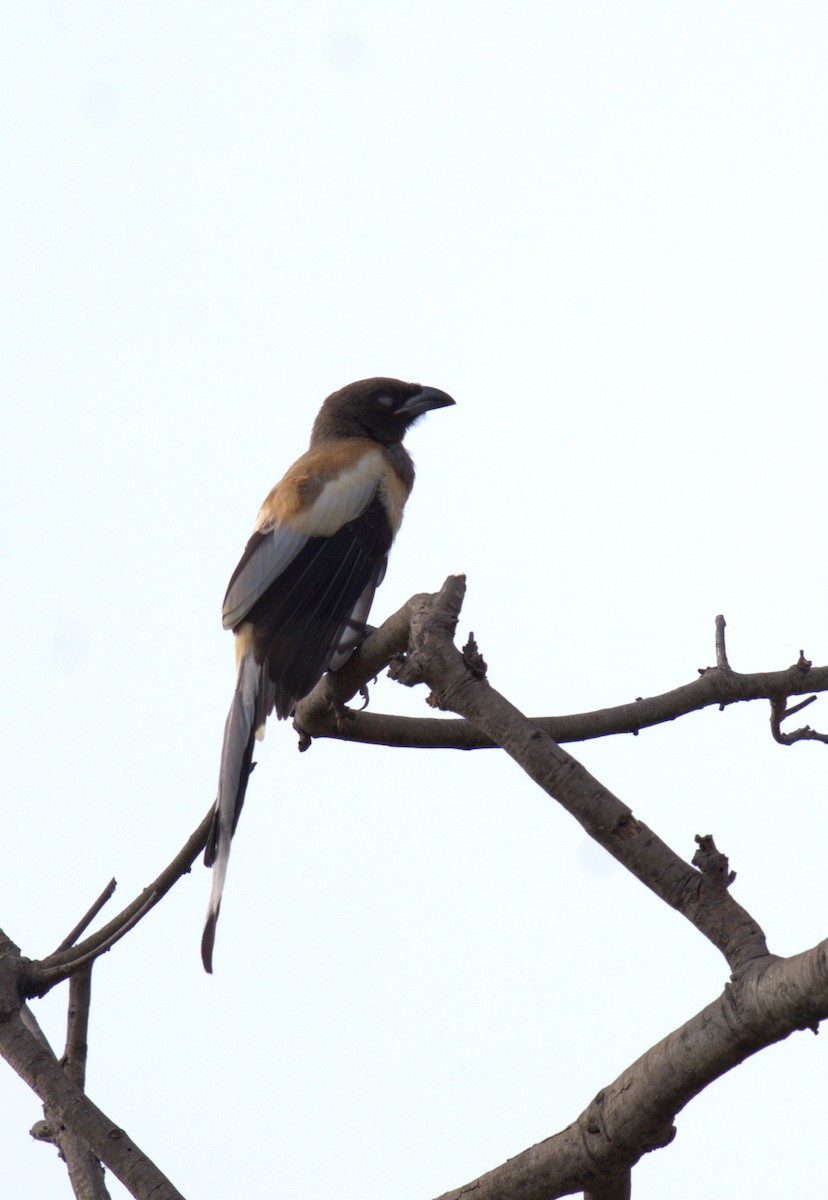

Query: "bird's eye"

xmin=376 ymin=394 xmax=394 ymax=407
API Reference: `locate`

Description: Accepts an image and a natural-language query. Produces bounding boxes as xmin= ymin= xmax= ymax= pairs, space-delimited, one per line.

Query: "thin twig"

xmin=24 ymin=808 xmax=213 ymax=999
xmin=30 ymin=893 xmax=157 ymax=994
xmin=784 ymin=695 xmax=818 ymax=718
xmin=770 ymin=696 xmax=828 ymax=746
xmin=714 ymin=614 xmax=730 ymax=670
xmin=53 ymin=879 xmax=117 ymax=955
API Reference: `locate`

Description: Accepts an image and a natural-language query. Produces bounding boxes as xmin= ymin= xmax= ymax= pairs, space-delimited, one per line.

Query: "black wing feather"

xmin=246 ymin=495 xmax=393 ymax=718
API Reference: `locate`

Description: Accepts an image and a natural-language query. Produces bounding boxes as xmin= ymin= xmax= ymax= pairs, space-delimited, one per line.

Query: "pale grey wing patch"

xmin=327 ymin=555 xmax=388 ymax=672
xmin=222 ymin=524 xmax=309 ymax=630
xmin=287 ymin=471 xmax=380 ymax=537
xmin=223 ymin=469 xmax=382 ymax=632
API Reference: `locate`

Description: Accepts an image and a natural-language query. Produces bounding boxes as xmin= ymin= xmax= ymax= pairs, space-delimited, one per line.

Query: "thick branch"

xmin=23 ymin=992 xmax=111 ymax=1200
xmin=432 ymin=939 xmax=828 ymax=1200
xmin=31 ymin=1114 xmax=111 ymax=1200
xmin=584 ymin=1169 xmax=631 ymax=1200
xmin=298 ymin=579 xmax=828 ymax=1195
xmin=0 ymin=810 xmax=215 ymax=1197
xmin=0 ymin=1004 xmax=183 ymax=1200
xmin=38 ymin=965 xmax=114 ymax=1200
xmin=2 ymin=956 xmax=166 ymax=1198
xmin=0 ymin=810 xmax=214 ymax=1200
xmin=370 ymin=578 xmax=768 ymax=974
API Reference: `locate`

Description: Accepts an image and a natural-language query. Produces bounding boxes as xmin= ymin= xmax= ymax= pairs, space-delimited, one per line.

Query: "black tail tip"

xmin=201 ymin=915 xmax=217 ymax=974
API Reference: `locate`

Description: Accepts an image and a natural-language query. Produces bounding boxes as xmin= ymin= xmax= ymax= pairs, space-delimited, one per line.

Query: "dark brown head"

xmin=310 ymin=377 xmax=455 ymax=448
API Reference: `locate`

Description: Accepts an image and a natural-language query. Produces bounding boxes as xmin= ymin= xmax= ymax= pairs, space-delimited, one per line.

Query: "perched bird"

xmin=202 ymin=377 xmax=455 ymax=971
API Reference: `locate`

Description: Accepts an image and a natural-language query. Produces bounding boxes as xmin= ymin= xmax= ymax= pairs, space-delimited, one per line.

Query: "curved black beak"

xmin=396 ymin=385 xmax=456 ymax=419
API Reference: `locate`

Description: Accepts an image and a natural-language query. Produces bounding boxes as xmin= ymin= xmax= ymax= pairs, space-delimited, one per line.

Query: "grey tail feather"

xmin=202 ymin=652 xmax=260 ymax=973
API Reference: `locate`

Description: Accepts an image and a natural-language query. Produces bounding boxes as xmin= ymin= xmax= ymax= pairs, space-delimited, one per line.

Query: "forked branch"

xmin=25 ymin=809 xmax=213 ymax=998
xmin=0 ymin=808 xmax=214 ymax=1199
xmin=3 ymin=578 xmax=825 ymax=1200
xmin=296 ymin=603 xmax=828 ymax=752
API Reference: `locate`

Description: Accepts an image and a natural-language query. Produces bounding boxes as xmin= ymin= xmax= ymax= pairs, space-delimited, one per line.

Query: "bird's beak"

xmin=396 ymin=386 xmax=456 ymax=419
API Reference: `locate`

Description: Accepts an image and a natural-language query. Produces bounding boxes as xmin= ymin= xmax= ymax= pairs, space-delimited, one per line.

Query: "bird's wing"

xmin=327 ymin=555 xmax=387 ymax=673
xmin=201 ymin=453 xmax=396 ymax=972
xmin=248 ymin=493 xmax=392 ymax=719
xmin=222 ymin=446 xmax=385 ymax=630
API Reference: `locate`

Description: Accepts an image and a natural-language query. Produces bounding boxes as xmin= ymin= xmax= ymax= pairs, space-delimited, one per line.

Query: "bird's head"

xmin=311 ymin=377 xmax=455 ymax=447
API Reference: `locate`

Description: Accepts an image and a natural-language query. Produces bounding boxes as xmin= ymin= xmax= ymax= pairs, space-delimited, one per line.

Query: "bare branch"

xmin=33 ymin=1118 xmax=112 ymax=1200
xmin=53 ymin=879 xmax=117 ymax=955
xmin=584 ymin=1168 xmax=631 ymax=1200
xmin=714 ymin=613 xmax=730 ymax=670
xmin=296 ymin=596 xmax=828 ymax=752
xmin=0 ymin=1005 xmax=184 ymax=1200
xmin=20 ymin=960 xmax=113 ymax=1197
xmin=692 ymin=834 xmax=736 ymax=890
xmin=1 ymin=920 xmax=184 ymax=1198
xmin=53 ymin=967 xmax=113 ymax=1200
xmin=32 ymin=1106 xmax=111 ymax=1200
xmin=64 ymin=1146 xmax=111 ymax=1200
xmin=770 ymin=695 xmax=828 ymax=746
xmin=24 ymin=808 xmax=213 ymax=998
xmin=19 ymin=1002 xmax=55 ymax=1055
xmin=432 ymin=938 xmax=828 ymax=1200
xmin=9 ymin=967 xmax=115 ymax=1199
xmin=30 ymin=894 xmax=158 ymax=994
xmin=5 ymin=579 xmax=823 ymax=1199
xmin=64 ymin=966 xmax=92 ymax=1090
xmin=364 ymin=577 xmax=768 ymax=973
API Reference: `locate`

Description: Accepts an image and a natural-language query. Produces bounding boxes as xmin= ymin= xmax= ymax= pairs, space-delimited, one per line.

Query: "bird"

xmin=201 ymin=376 xmax=455 ymax=972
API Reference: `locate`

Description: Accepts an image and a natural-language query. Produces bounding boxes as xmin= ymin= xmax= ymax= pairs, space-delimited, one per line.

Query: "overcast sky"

xmin=2 ymin=4 xmax=828 ymax=1198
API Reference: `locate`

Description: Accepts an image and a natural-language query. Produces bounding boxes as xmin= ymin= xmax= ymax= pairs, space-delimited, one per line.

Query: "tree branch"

xmin=25 ymin=808 xmax=213 ymax=998
xmin=272 ymin=582 xmax=828 ymax=1192
xmin=48 ymin=965 xmax=114 ymax=1200
xmin=355 ymin=577 xmax=768 ymax=974
xmin=52 ymin=879 xmax=117 ymax=956
xmin=0 ymin=807 xmax=214 ymax=1198
xmin=0 ymin=1004 xmax=184 ymax=1200
xmin=6 ymin=578 xmax=824 ymax=1200
xmin=584 ymin=1168 xmax=631 ymax=1200
xmin=432 ymin=938 xmax=828 ymax=1200
xmin=714 ymin=613 xmax=730 ymax=670
xmin=770 ymin=693 xmax=828 ymax=746
xmin=296 ymin=602 xmax=828 ymax=752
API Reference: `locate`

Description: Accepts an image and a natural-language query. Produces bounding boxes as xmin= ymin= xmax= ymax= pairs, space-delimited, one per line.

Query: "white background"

xmin=2 ymin=3 xmax=827 ymax=1197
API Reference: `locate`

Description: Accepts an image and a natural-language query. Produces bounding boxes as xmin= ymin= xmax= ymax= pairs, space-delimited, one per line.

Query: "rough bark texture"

xmin=296 ymin=599 xmax=828 ymax=752
xmin=0 ymin=811 xmax=213 ymax=1199
xmin=4 ymin=578 xmax=828 ymax=1198
xmin=297 ymin=577 xmax=828 ymax=1197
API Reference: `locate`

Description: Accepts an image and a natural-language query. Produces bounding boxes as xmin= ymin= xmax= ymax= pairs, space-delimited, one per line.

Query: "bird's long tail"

xmin=201 ymin=651 xmax=260 ymax=973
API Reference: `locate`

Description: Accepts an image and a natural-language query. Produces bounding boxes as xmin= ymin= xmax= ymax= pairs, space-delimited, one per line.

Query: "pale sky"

xmin=2 ymin=4 xmax=828 ymax=1198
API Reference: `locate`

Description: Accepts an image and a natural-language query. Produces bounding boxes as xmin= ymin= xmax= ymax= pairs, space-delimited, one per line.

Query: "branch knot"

xmin=692 ymin=834 xmax=736 ymax=891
